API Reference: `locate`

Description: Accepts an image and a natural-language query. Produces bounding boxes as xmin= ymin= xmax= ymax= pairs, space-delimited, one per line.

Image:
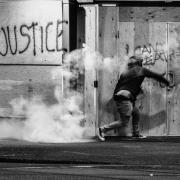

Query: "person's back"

xmin=114 ymin=56 xmax=169 ymax=101
xmin=114 ymin=65 xmax=145 ymax=100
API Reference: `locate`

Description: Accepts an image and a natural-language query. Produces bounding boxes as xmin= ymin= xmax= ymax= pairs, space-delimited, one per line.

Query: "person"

xmin=97 ymin=56 xmax=170 ymax=141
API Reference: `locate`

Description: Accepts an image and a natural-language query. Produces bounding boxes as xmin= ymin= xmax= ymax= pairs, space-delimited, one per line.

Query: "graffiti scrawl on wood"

xmin=0 ymin=20 xmax=66 ymax=57
xmin=0 ymin=1 xmax=64 ymax=64
xmin=135 ymin=43 xmax=168 ymax=65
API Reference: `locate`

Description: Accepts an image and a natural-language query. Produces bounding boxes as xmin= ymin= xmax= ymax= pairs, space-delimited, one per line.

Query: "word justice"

xmin=0 ymin=20 xmax=67 ymax=56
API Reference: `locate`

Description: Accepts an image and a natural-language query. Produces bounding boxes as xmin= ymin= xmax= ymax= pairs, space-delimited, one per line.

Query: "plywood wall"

xmin=98 ymin=6 xmax=180 ymax=136
xmin=0 ymin=0 xmax=63 ymax=119
xmin=98 ymin=7 xmax=120 ymax=135
xmin=147 ymin=22 xmax=167 ymax=136
xmin=119 ymin=7 xmax=180 ymax=22
xmin=0 ymin=66 xmax=60 ymax=118
xmin=167 ymin=22 xmax=180 ymax=135
xmin=82 ymin=5 xmax=98 ymax=136
xmin=0 ymin=1 xmax=63 ymax=65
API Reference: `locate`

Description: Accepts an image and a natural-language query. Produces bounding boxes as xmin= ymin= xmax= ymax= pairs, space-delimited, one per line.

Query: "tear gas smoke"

xmin=0 ymin=46 xmax=119 ymax=143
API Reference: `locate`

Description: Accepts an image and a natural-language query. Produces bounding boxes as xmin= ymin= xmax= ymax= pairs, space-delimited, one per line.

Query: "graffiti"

xmin=0 ymin=20 xmax=67 ymax=57
xmin=135 ymin=43 xmax=167 ymax=65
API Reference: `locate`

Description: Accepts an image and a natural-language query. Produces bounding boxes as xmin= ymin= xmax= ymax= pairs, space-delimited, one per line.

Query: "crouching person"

xmin=97 ymin=56 xmax=169 ymax=141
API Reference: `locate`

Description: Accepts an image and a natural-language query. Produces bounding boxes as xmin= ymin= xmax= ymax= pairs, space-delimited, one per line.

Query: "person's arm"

xmin=142 ymin=68 xmax=169 ymax=86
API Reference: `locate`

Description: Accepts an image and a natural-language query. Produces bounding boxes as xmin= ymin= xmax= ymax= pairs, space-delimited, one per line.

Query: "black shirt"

xmin=113 ymin=65 xmax=169 ymax=101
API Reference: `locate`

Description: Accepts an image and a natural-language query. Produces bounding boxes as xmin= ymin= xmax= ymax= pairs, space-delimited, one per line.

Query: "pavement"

xmin=0 ymin=137 xmax=180 ymax=179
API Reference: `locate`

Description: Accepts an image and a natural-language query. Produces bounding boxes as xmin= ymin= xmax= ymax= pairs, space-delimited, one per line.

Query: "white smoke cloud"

xmin=82 ymin=45 xmax=123 ymax=73
xmin=0 ymin=46 xmax=121 ymax=143
xmin=0 ymin=93 xmax=85 ymax=143
xmin=0 ymin=45 xmax=132 ymax=143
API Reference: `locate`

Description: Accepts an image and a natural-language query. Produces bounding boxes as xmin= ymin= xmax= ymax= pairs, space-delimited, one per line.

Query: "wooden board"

xmin=118 ymin=22 xmax=135 ymax=58
xmin=119 ymin=7 xmax=180 ymax=22
xmin=167 ymin=22 xmax=180 ymax=135
xmin=0 ymin=65 xmax=62 ymax=118
xmin=98 ymin=7 xmax=119 ymax=135
xmin=0 ymin=0 xmax=63 ymax=65
xmin=133 ymin=22 xmax=151 ymax=136
xmin=83 ymin=6 xmax=180 ymax=137
xmin=0 ymin=0 xmax=64 ymax=119
xmin=83 ymin=5 xmax=98 ymax=136
xmin=97 ymin=6 xmax=176 ymax=137
xmin=148 ymin=22 xmax=167 ymax=136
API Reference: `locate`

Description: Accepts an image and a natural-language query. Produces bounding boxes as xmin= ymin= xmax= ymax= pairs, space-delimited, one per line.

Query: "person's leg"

xmin=132 ymin=106 xmax=146 ymax=138
xmin=132 ymin=106 xmax=140 ymax=135
xmin=101 ymin=121 xmax=122 ymax=133
xmin=101 ymin=100 xmax=133 ymax=134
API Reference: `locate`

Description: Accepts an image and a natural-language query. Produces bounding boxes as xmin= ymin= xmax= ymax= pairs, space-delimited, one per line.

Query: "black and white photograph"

xmin=0 ymin=0 xmax=179 ymax=179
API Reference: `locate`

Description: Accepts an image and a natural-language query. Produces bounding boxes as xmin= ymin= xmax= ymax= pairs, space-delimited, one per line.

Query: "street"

xmin=0 ymin=137 xmax=179 ymax=179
